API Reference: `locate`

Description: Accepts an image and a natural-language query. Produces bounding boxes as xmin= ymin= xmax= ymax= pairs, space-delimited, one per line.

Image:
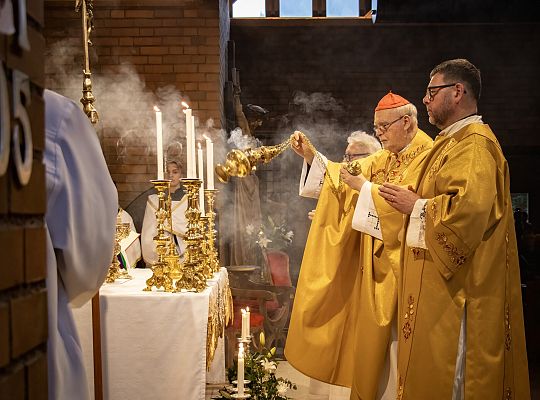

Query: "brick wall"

xmin=231 ymin=19 xmax=540 ymax=281
xmin=0 ymin=1 xmax=48 ymax=399
xmin=44 ymin=0 xmax=230 ymax=207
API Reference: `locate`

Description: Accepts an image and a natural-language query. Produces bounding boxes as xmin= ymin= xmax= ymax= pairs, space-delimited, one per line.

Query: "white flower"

xmin=260 ymin=359 xmax=277 ymax=372
xmin=284 ymin=230 xmax=294 ymax=241
xmin=246 ymin=224 xmax=255 ymax=235
xmin=277 ymin=381 xmax=288 ymax=395
xmin=257 ymin=236 xmax=272 ymax=248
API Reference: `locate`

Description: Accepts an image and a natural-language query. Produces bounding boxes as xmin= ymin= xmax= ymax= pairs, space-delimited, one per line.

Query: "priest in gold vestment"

xmin=285 ymin=92 xmax=433 ymax=400
xmin=381 ymin=59 xmax=530 ymax=399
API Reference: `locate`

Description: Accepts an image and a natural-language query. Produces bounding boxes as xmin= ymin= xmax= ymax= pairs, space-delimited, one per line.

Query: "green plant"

xmin=213 ymin=333 xmax=296 ymax=399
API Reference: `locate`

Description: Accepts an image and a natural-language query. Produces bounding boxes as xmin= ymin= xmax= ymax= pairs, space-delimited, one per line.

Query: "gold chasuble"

xmin=397 ymin=124 xmax=530 ymax=399
xmin=285 ymin=130 xmax=433 ymax=399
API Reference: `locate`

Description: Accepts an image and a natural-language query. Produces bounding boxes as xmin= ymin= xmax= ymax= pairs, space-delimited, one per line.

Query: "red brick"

xmin=184 ymin=9 xmax=199 ymax=18
xmin=163 ymin=37 xmax=191 ymax=46
xmin=174 ymin=64 xmax=197 ymax=73
xmin=134 ymin=37 xmax=162 ymax=46
xmin=0 ymin=229 xmax=24 ymax=291
xmin=163 ymin=55 xmax=191 ymax=64
xmin=24 ymin=227 xmax=46 ymax=283
xmin=154 ymin=27 xmax=183 ymax=36
xmin=199 ymin=101 xmax=220 ymax=110
xmin=96 ymin=37 xmax=119 ymax=46
xmin=111 ymin=47 xmax=139 ymax=56
xmin=110 ymin=10 xmax=124 ymax=18
xmin=26 ymin=353 xmax=47 ymax=400
xmin=167 ymin=46 xmax=183 ymax=55
xmin=148 ymin=56 xmax=163 ymax=64
xmin=119 ymin=56 xmax=148 ymax=65
xmin=125 ymin=10 xmax=154 ymax=18
xmin=140 ymin=46 xmax=169 ymax=55
xmin=140 ymin=28 xmax=154 ymax=36
xmin=144 ymin=65 xmax=174 ymax=74
xmin=191 ymin=55 xmax=206 ymax=63
xmin=0 ymin=302 xmax=9 ymax=367
xmin=198 ymin=64 xmax=220 ymax=73
xmin=198 ymin=45 xmax=219 ymax=55
xmin=118 ymin=37 xmax=133 ymax=46
xmin=111 ymin=28 xmax=140 ymax=36
xmin=10 ymin=289 xmax=48 ymax=358
xmin=155 ymin=9 xmax=183 ymax=18
xmin=0 ymin=366 xmax=24 ymax=400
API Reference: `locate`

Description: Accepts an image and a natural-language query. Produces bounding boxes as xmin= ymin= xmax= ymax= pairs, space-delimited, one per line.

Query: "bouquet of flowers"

xmin=246 ymin=216 xmax=294 ymax=251
xmin=212 ymin=333 xmax=296 ymax=399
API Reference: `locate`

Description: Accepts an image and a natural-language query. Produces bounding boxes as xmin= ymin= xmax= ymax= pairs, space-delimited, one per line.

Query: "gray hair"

xmin=347 ymin=131 xmax=382 ymax=154
xmin=396 ymin=103 xmax=418 ymax=127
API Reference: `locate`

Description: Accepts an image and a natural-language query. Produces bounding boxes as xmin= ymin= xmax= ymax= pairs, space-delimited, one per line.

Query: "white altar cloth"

xmin=72 ymin=268 xmax=228 ymax=400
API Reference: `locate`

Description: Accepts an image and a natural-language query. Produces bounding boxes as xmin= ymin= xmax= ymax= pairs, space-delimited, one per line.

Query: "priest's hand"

xmin=290 ymin=131 xmax=315 ymax=165
xmin=379 ymin=183 xmax=420 ymax=214
xmin=340 ymin=167 xmax=366 ymax=191
xmin=308 ymin=210 xmax=315 ymax=220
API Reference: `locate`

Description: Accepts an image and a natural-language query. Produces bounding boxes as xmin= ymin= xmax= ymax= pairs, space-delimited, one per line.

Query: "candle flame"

xmin=153 ymin=105 xmax=160 ymax=112
xmin=181 ymin=101 xmax=190 ymax=109
xmin=203 ymin=134 xmax=211 ymax=142
xmin=198 ymin=142 xmax=202 ymax=149
xmin=246 ymin=306 xmax=249 ymax=312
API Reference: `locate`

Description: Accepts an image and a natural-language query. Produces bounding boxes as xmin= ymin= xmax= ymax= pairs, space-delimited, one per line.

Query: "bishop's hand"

xmin=340 ymin=167 xmax=367 ymax=191
xmin=290 ymin=131 xmax=315 ymax=165
xmin=378 ymin=183 xmax=420 ymax=214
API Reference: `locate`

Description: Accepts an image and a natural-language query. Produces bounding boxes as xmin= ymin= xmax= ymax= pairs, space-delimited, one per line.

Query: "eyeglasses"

xmin=373 ymin=115 xmax=405 ymax=133
xmin=425 ymin=83 xmax=457 ymax=101
xmin=343 ymin=153 xmax=370 ymax=162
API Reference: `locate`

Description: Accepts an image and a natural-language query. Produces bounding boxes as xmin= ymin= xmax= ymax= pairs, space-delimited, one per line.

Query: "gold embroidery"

xmin=435 ymin=232 xmax=466 ymax=266
xmin=370 ymin=145 xmax=428 ymax=185
xmin=505 ymin=303 xmax=512 ymax=351
xmin=430 ymin=199 xmax=437 ymax=222
xmin=397 ymin=377 xmax=404 ymax=400
xmin=412 ymin=248 xmax=423 ymax=260
xmin=505 ymin=387 xmax=512 ymax=400
xmin=428 ymin=138 xmax=457 ymax=181
xmin=402 ymin=295 xmax=415 ymax=340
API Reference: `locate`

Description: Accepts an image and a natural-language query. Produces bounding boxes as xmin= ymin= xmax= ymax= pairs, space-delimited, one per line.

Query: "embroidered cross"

xmin=367 ymin=211 xmax=380 ymax=231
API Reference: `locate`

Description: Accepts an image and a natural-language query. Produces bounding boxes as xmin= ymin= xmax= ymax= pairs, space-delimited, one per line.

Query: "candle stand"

xmin=175 ymin=178 xmax=208 ymax=292
xmin=144 ymin=179 xmax=175 ymax=292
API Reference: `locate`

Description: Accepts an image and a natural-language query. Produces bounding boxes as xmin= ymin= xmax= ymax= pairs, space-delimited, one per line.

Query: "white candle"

xmin=246 ymin=307 xmax=250 ymax=339
xmin=182 ymin=104 xmax=195 ymax=178
xmin=241 ymin=308 xmax=247 ymax=339
xmin=237 ymin=343 xmax=245 ymax=396
xmin=205 ymin=137 xmax=214 ymax=190
xmin=191 ymin=115 xmax=196 ymax=177
xmin=154 ymin=106 xmax=164 ymax=180
xmin=197 ymin=142 xmax=205 ymax=216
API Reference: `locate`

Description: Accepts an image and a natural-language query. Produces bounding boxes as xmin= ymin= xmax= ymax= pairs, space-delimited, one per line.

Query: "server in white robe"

xmin=141 ymin=160 xmax=188 ymax=266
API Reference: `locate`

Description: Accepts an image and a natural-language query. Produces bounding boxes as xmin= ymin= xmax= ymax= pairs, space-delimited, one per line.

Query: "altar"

xmin=72 ymin=268 xmax=231 ymax=400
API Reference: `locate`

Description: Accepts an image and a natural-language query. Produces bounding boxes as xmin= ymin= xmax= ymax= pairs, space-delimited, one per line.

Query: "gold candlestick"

xmin=144 ymin=179 xmax=175 ymax=292
xmin=175 ymin=178 xmax=208 ymax=292
xmin=199 ymin=216 xmax=212 ymax=279
xmin=106 ymin=214 xmax=131 ymax=283
xmin=204 ymin=189 xmax=220 ymax=274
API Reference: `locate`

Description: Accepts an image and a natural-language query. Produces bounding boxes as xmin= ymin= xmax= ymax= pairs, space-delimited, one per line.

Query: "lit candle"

xmin=191 ymin=115 xmax=197 ymax=177
xmin=197 ymin=142 xmax=205 ymax=216
xmin=154 ymin=106 xmax=164 ymax=180
xmin=246 ymin=307 xmax=250 ymax=339
xmin=237 ymin=343 xmax=245 ymax=396
xmin=205 ymin=136 xmax=214 ymax=190
xmin=241 ymin=308 xmax=247 ymax=339
xmin=182 ymin=102 xmax=195 ymax=178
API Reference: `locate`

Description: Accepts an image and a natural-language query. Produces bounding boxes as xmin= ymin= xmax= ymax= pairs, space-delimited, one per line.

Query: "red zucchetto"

xmin=375 ymin=91 xmax=410 ymax=111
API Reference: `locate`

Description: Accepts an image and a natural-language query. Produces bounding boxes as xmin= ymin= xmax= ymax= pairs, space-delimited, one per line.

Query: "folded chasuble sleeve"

xmin=299 ymin=152 xmax=328 ymax=198
xmin=424 ymin=135 xmax=501 ymax=279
